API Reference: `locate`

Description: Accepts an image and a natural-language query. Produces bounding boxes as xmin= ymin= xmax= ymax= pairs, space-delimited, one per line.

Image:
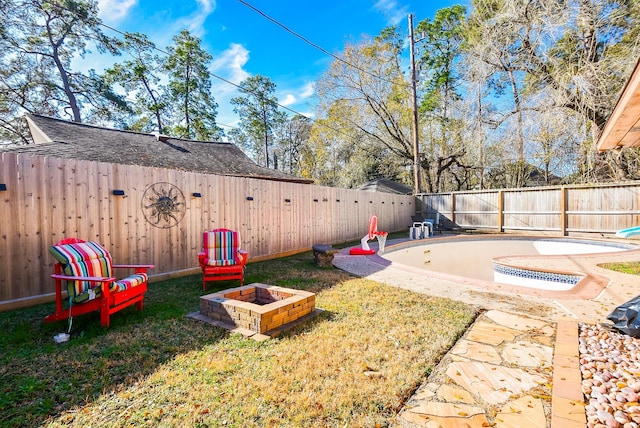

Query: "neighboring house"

xmin=7 ymin=114 xmax=313 ymax=184
xmin=357 ymin=178 xmax=413 ymax=195
xmin=525 ymin=166 xmax=562 ymax=187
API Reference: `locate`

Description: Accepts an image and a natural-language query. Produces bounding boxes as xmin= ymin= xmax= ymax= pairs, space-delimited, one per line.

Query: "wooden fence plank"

xmin=0 ymin=153 xmax=18 ymax=301
xmin=16 ymin=154 xmax=39 ymax=299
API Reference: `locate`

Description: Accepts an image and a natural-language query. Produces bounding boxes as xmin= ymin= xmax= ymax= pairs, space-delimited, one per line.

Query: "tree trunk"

xmin=49 ymin=35 xmax=81 ymax=122
xmin=508 ymin=68 xmax=524 ymax=161
xmin=184 ymin=63 xmax=191 ymax=138
xmin=141 ymin=76 xmax=163 ymax=133
xmin=477 ymin=82 xmax=484 ymax=189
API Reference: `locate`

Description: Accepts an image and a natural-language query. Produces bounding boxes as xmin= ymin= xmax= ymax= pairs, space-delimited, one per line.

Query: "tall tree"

xmin=299 ymin=117 xmax=333 ymax=183
xmin=163 ymin=29 xmax=222 ymax=141
xmin=0 ymin=0 xmax=126 ymax=143
xmin=415 ymin=5 xmax=470 ymax=192
xmin=466 ymin=0 xmax=640 ymax=182
xmin=528 ymin=110 xmax=583 ymax=184
xmin=104 ymin=33 xmax=167 ymax=133
xmin=273 ymin=114 xmax=311 ymax=175
xmin=466 ymin=0 xmax=563 ymax=186
xmin=230 ymin=75 xmax=286 ymax=168
xmin=417 ymin=5 xmax=466 ymax=119
xmin=311 ymin=28 xmax=415 ymax=188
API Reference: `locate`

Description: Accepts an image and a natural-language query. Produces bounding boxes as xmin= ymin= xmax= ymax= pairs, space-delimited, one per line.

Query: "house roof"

xmin=596 ymin=57 xmax=640 ymax=151
xmin=525 ymin=165 xmax=562 ymax=186
xmin=5 ymin=114 xmax=313 ymax=184
xmin=357 ymin=178 xmax=413 ymax=195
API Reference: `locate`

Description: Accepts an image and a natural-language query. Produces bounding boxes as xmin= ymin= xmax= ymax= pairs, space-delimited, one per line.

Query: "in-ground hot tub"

xmin=197 ymin=283 xmax=317 ymax=336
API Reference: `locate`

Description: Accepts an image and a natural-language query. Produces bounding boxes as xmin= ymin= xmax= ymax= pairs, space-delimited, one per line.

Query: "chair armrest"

xmin=112 ymin=264 xmax=154 ymax=275
xmin=197 ymin=252 xmax=207 ymax=267
xmin=51 ymin=273 xmax=115 ymax=283
xmin=238 ymin=250 xmax=248 ymax=265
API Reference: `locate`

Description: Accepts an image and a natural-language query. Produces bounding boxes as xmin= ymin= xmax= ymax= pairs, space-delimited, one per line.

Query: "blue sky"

xmin=94 ymin=0 xmax=467 ymax=132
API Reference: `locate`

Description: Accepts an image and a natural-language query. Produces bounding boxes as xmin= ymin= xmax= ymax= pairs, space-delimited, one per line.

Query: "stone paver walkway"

xmin=395 ymin=310 xmax=554 ymax=427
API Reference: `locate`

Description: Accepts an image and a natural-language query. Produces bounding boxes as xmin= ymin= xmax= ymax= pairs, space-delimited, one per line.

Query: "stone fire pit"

xmin=189 ymin=283 xmax=319 ymax=340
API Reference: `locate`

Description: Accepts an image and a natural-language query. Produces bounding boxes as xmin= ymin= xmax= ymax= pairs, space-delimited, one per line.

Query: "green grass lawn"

xmin=599 ymin=261 xmax=640 ymax=275
xmin=0 ymin=248 xmax=478 ymax=427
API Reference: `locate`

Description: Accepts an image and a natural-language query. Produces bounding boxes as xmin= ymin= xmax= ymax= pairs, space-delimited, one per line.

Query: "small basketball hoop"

xmin=350 ymin=215 xmax=388 ymax=256
xmin=375 ymin=233 xmax=387 ymax=253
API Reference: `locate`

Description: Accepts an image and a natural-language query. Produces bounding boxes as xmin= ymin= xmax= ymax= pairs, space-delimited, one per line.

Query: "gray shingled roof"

xmin=357 ymin=178 xmax=413 ymax=195
xmin=5 ymin=114 xmax=313 ymax=184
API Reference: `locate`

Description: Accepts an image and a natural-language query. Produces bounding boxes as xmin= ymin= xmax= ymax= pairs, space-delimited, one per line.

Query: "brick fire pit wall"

xmin=199 ymin=283 xmax=316 ymax=334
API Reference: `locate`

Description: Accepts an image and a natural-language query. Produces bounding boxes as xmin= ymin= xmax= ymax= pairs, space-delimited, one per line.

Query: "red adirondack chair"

xmin=198 ymin=229 xmax=248 ymax=291
xmin=44 ymin=238 xmax=154 ymax=327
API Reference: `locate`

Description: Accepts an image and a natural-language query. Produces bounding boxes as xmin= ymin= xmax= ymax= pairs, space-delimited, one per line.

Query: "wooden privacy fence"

xmin=0 ymin=152 xmax=416 ymax=311
xmin=420 ymin=182 xmax=640 ymax=235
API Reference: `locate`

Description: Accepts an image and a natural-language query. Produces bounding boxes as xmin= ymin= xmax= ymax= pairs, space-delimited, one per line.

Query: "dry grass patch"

xmin=1 ymin=247 xmax=476 ymax=427
xmin=599 ymin=261 xmax=640 ymax=275
xmin=44 ymin=279 xmax=476 ymax=427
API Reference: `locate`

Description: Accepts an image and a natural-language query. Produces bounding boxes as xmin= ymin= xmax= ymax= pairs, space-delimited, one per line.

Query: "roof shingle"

xmin=7 ymin=114 xmax=313 ymax=184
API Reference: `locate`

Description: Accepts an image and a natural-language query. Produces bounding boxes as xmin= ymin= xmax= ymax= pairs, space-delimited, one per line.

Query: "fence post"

xmin=450 ymin=193 xmax=456 ymax=225
xmin=498 ymin=190 xmax=504 ymax=232
xmin=560 ymin=186 xmax=567 ymax=236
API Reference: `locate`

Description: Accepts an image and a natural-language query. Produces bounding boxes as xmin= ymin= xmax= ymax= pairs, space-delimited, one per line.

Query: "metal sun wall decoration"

xmin=141 ymin=182 xmax=186 ymax=228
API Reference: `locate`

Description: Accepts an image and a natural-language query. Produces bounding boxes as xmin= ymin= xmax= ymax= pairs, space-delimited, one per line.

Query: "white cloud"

xmin=211 ymin=43 xmax=251 ymax=87
xmin=297 ymin=111 xmax=314 ymax=119
xmin=280 ymin=94 xmax=296 ymax=106
xmin=209 ymin=43 xmax=251 ymax=127
xmin=207 ymin=45 xmax=317 ymax=129
xmin=373 ymin=0 xmax=409 ymax=26
xmin=299 ymin=82 xmax=315 ymax=99
xmin=98 ymin=0 xmax=138 ymax=23
xmin=278 ymin=82 xmax=314 ymax=107
xmin=275 ymin=81 xmax=316 ymax=119
xmin=172 ymin=0 xmax=216 ymax=37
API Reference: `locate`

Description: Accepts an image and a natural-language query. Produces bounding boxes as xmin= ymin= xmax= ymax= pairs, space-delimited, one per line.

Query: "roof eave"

xmin=596 ymin=57 xmax=640 ymax=152
xmin=25 ymin=115 xmax=52 ymax=144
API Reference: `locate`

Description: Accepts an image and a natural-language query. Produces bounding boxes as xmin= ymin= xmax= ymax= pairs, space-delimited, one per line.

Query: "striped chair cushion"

xmin=49 ymin=241 xmax=114 ymax=303
xmin=113 ymin=273 xmax=148 ymax=292
xmin=202 ymin=229 xmax=240 ymax=266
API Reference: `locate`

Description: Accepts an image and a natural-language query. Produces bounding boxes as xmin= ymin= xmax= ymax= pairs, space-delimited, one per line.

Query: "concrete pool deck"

xmin=332 ymin=235 xmax=640 ymax=427
xmin=334 ymin=235 xmax=640 ymax=321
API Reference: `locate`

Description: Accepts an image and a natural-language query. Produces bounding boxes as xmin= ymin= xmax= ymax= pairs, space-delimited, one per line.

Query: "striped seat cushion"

xmin=113 ymin=273 xmax=148 ymax=292
xmin=201 ymin=229 xmax=240 ymax=266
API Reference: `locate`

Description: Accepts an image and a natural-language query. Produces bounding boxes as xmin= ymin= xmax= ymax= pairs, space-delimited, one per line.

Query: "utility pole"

xmin=409 ymin=14 xmax=422 ymax=195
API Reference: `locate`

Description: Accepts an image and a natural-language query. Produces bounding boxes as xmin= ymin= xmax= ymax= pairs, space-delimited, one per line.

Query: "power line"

xmin=237 ymin=0 xmax=408 ymax=88
xmin=217 ymin=121 xmax=240 ymax=130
